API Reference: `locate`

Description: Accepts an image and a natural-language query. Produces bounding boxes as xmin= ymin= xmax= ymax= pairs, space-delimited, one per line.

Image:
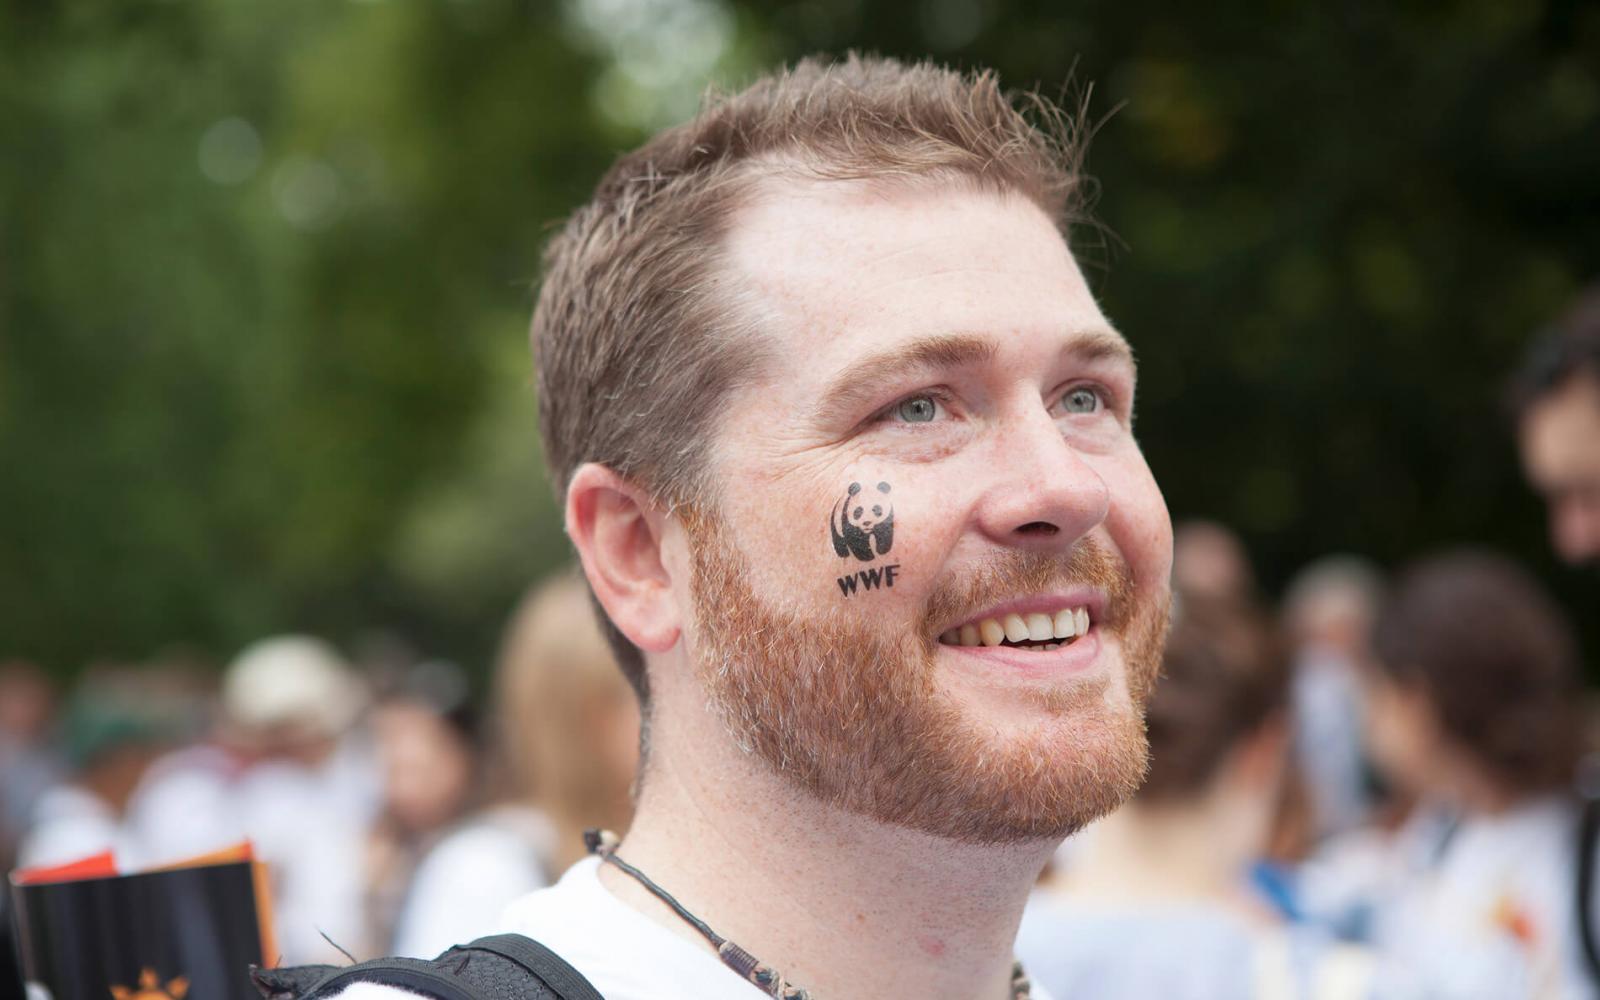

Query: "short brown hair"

xmin=533 ymin=55 xmax=1091 ymax=700
xmin=1373 ymin=549 xmax=1583 ymax=795
xmin=1140 ymin=597 xmax=1288 ymax=801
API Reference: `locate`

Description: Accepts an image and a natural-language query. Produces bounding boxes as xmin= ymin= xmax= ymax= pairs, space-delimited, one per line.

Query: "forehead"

xmin=722 ymin=177 xmax=1119 ymax=377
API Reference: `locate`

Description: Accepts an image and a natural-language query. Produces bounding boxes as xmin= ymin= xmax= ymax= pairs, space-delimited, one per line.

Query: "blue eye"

xmin=1062 ymin=387 xmax=1101 ymax=414
xmin=895 ymin=395 xmax=939 ymax=423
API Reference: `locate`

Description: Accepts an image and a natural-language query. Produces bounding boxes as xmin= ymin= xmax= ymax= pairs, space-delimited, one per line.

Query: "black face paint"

xmin=831 ymin=481 xmax=894 ymax=561
xmin=830 ymin=481 xmax=899 ymax=597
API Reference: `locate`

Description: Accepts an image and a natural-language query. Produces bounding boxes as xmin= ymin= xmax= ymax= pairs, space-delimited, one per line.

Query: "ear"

xmin=565 ymin=463 xmax=681 ymax=656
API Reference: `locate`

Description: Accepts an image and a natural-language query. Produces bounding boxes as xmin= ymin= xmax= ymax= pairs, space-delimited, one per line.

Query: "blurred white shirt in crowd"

xmin=1290 ymin=642 xmax=1371 ymax=841
xmin=17 ymin=784 xmax=145 ymax=871
xmin=1305 ymin=795 xmax=1600 ymax=999
xmin=124 ymin=735 xmax=380 ymax=964
xmin=391 ymin=804 xmax=556 ymax=958
xmin=1017 ymin=889 xmax=1369 ymax=1000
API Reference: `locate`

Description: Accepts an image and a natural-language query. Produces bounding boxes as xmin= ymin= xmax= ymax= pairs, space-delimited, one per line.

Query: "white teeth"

xmin=1052 ymin=609 xmax=1076 ymax=639
xmin=1025 ymin=613 xmax=1053 ymax=641
xmin=1002 ymin=614 xmax=1030 ymax=643
xmin=956 ymin=606 xmax=1091 ymax=650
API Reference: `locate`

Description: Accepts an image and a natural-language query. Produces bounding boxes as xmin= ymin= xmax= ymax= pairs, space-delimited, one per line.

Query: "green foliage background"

xmin=3 ymin=0 xmax=1598 ymax=681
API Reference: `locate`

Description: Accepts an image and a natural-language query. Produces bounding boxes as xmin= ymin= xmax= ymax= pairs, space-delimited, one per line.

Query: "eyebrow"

xmin=809 ymin=328 xmax=1135 ymax=424
xmin=809 ymin=334 xmax=996 ymax=423
xmin=1069 ymin=329 xmax=1137 ymax=368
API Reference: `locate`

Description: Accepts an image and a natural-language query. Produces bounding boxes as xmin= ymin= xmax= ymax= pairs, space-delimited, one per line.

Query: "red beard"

xmin=683 ymin=505 xmax=1170 ymax=844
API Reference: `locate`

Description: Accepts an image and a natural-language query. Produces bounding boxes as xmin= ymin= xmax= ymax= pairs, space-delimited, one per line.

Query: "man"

xmin=340 ymin=55 xmax=1172 ymax=1000
xmin=1510 ymin=284 xmax=1600 ymax=568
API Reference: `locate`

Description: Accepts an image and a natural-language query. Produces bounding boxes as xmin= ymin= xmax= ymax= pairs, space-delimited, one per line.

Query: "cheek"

xmin=717 ymin=475 xmax=876 ymax=604
xmin=1096 ymin=453 xmax=1173 ymax=587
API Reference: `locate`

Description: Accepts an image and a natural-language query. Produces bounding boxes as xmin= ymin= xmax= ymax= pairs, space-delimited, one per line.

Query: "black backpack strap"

xmin=249 ymin=935 xmax=603 ymax=1000
xmin=251 ymin=964 xmax=342 ymax=1000
xmin=455 ymin=935 xmax=606 ymax=1000
xmin=257 ymin=956 xmax=487 ymax=1000
xmin=1577 ymin=797 xmax=1600 ymax=986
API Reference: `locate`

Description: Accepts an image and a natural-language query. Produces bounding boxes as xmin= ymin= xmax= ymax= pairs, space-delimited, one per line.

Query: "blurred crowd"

xmin=1021 ymin=531 xmax=1597 ymax=999
xmin=0 ymin=573 xmax=638 ymax=974
xmin=1012 ymin=285 xmax=1600 ymax=999
xmin=4 ymin=536 xmax=1591 ymax=998
xmin=4 ymin=289 xmax=1600 ymax=1000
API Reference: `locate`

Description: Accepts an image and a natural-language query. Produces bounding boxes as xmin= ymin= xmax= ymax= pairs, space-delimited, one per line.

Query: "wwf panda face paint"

xmin=831 ymin=480 xmax=894 ymax=560
xmin=830 ymin=481 xmax=900 ymax=597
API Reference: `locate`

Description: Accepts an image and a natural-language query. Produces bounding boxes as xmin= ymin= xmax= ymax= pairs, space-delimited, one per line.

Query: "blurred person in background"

xmin=0 ymin=659 xmax=64 ymax=873
xmin=1017 ymin=596 xmax=1370 ymax=1000
xmin=1169 ymin=518 xmax=1316 ymax=863
xmin=1306 ymin=550 xmax=1591 ymax=998
xmin=1173 ymin=519 xmax=1259 ymax=607
xmin=15 ymin=666 xmax=176 ymax=870
xmin=1281 ymin=556 xmax=1386 ymax=843
xmin=124 ymin=634 xmax=378 ymax=963
xmin=1511 ymin=283 xmax=1600 ymax=569
xmin=390 ymin=572 xmax=639 ymax=958
xmin=363 ymin=690 xmax=477 ymax=957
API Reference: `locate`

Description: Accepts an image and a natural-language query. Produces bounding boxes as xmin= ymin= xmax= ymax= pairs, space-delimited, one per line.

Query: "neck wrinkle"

xmin=600 ymin=699 xmax=1052 ymax=1000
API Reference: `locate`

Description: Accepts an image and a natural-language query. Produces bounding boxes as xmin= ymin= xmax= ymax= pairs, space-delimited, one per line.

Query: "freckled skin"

xmin=690 ymin=180 xmax=1173 ymax=736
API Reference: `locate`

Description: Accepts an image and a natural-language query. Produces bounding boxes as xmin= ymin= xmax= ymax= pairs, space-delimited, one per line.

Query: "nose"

xmin=972 ymin=401 xmax=1110 ymax=551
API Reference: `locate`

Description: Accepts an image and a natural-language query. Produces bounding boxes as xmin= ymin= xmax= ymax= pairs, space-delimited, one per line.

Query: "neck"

xmin=1057 ymin=791 xmax=1263 ymax=914
xmin=601 ymin=710 xmax=1050 ymax=1000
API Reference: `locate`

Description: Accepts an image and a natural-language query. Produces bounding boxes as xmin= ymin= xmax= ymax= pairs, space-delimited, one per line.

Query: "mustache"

xmin=919 ymin=537 xmax=1137 ymax=639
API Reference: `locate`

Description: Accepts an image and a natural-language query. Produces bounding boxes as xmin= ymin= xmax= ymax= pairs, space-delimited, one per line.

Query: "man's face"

xmin=675 ymin=180 xmax=1173 ymax=844
xmin=1520 ymin=372 xmax=1600 ymax=567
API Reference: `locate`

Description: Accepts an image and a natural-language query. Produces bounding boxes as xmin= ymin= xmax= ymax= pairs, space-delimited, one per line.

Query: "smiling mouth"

xmin=937 ymin=606 xmax=1092 ymax=652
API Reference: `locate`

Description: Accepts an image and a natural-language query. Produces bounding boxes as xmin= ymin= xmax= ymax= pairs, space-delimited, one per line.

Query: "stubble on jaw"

xmin=680 ymin=503 xmax=1171 ymax=845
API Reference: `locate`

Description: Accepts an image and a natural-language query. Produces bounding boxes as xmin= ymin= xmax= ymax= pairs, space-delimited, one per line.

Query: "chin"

xmin=908 ymin=691 xmax=1151 ymax=844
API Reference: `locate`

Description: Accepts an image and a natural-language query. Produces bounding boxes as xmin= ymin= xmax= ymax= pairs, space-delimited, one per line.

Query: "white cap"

xmin=222 ymin=635 xmax=364 ymax=737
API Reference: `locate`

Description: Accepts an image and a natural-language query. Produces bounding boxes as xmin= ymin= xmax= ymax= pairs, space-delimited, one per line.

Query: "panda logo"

xmin=830 ymin=481 xmax=894 ymax=562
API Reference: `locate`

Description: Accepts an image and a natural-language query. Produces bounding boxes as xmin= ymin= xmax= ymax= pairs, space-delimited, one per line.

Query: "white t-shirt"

xmin=391 ymin=806 xmax=556 ymax=959
xmin=331 ymin=855 xmax=1053 ymax=1000
xmin=125 ymin=741 xmax=378 ymax=964
xmin=1366 ymin=797 xmax=1596 ymax=1000
xmin=1017 ymin=891 xmax=1370 ymax=1000
xmin=1304 ymin=796 xmax=1600 ymax=999
xmin=332 ymin=856 xmax=774 ymax=1000
xmin=17 ymin=784 xmax=145 ymax=870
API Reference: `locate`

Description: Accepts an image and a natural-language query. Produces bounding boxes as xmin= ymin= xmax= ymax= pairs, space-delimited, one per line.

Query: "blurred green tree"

xmin=0 ymin=0 xmax=627 ymax=674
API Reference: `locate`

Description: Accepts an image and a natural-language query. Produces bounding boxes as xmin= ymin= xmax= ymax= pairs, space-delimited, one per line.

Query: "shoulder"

xmin=254 ymin=938 xmax=602 ymax=1000
xmin=499 ymin=858 xmax=768 ymax=1000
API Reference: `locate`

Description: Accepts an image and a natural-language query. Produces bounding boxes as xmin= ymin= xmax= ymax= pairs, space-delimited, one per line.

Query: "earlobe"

xmin=565 ymin=464 xmax=681 ymax=655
